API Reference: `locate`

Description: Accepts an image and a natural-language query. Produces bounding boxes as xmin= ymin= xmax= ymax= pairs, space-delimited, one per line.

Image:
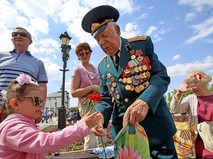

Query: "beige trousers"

xmin=84 ymin=130 xmax=107 ymax=150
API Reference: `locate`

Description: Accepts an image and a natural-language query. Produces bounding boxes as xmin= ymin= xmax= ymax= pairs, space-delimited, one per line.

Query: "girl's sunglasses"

xmin=12 ymin=32 xmax=30 ymax=39
xmin=20 ymin=96 xmax=44 ymax=107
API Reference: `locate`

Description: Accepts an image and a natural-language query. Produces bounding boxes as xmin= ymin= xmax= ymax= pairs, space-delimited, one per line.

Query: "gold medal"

xmin=139 ymin=65 xmax=142 ymax=71
xmin=122 ymin=78 xmax=127 ymax=83
xmin=140 ymin=73 xmax=146 ymax=79
xmin=134 ymin=66 xmax=139 ymax=73
xmin=146 ymin=71 xmax=151 ymax=77
xmin=130 ymin=85 xmax=135 ymax=91
xmin=127 ymin=77 xmax=132 ymax=84
xmin=124 ymin=69 xmax=130 ymax=74
xmin=142 ymin=65 xmax=147 ymax=71
xmin=139 ymin=84 xmax=144 ymax=91
xmin=135 ymin=86 xmax=141 ymax=93
xmin=131 ymin=55 xmax=136 ymax=59
xmin=124 ymin=98 xmax=129 ymax=103
xmin=125 ymin=85 xmax=131 ymax=90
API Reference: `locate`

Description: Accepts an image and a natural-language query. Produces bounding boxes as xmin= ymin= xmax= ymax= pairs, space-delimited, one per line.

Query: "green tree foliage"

xmin=209 ymin=84 xmax=213 ymax=91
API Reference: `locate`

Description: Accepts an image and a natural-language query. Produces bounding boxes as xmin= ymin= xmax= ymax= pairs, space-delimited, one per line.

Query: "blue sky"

xmin=0 ymin=0 xmax=213 ymax=107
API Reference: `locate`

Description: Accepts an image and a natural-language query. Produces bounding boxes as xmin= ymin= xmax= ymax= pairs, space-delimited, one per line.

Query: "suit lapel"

xmin=118 ymin=38 xmax=130 ymax=77
xmin=106 ymin=55 xmax=119 ymax=76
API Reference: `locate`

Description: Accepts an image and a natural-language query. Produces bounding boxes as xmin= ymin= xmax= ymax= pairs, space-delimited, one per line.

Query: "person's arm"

xmin=138 ymin=36 xmax=170 ymax=113
xmin=71 ymin=76 xmax=99 ymax=98
xmin=6 ymin=120 xmax=90 ymax=153
xmin=170 ymin=85 xmax=190 ymax=113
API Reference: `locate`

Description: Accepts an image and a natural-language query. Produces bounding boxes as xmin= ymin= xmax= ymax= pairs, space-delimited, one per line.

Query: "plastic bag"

xmin=197 ymin=121 xmax=213 ymax=152
xmin=113 ymin=123 xmax=150 ymax=159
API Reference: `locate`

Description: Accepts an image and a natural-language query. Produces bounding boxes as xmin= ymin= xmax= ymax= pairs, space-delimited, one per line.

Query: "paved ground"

xmin=38 ymin=117 xmax=58 ymax=130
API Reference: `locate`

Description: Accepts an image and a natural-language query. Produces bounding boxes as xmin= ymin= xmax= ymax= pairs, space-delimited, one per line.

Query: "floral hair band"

xmin=16 ymin=74 xmax=35 ymax=85
xmin=194 ymin=72 xmax=202 ymax=81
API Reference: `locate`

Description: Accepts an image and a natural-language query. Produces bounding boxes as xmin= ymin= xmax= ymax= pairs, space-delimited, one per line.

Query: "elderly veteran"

xmin=82 ymin=5 xmax=177 ymax=159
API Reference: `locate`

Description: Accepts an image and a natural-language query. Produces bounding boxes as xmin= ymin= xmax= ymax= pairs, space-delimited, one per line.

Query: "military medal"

xmin=112 ymin=82 xmax=117 ymax=88
xmin=135 ymin=86 xmax=141 ymax=93
xmin=126 ymin=77 xmax=132 ymax=84
xmin=131 ymin=54 xmax=136 ymax=60
xmin=125 ymin=85 xmax=131 ymax=90
xmin=130 ymin=85 xmax=135 ymax=91
xmin=124 ymin=98 xmax=129 ymax=103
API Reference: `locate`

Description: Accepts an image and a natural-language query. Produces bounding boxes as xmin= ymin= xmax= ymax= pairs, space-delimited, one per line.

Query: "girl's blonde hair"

xmin=184 ymin=70 xmax=212 ymax=86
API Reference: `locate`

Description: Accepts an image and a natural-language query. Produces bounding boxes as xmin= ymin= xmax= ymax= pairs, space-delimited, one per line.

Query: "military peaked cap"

xmin=81 ymin=5 xmax=119 ymax=37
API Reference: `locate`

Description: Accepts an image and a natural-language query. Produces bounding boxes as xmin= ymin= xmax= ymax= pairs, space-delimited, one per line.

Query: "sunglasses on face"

xmin=20 ymin=96 xmax=44 ymax=107
xmin=78 ymin=52 xmax=91 ymax=57
xmin=12 ymin=32 xmax=30 ymax=39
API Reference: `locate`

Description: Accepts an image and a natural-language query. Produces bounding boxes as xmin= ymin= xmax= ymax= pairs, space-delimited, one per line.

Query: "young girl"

xmin=0 ymin=74 xmax=105 ymax=159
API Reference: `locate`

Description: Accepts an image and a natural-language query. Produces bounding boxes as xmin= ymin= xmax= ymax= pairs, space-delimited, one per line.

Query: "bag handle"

xmin=128 ymin=124 xmax=136 ymax=134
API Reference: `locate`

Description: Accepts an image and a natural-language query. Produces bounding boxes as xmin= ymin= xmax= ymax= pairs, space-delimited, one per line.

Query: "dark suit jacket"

xmin=96 ymin=36 xmax=176 ymax=148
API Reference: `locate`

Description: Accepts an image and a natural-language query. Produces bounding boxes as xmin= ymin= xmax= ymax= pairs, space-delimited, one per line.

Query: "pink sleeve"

xmin=6 ymin=119 xmax=90 ymax=153
xmin=73 ymin=67 xmax=80 ymax=78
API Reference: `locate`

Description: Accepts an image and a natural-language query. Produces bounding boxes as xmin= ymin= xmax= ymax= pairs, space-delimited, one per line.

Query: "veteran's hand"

xmin=123 ymin=99 xmax=149 ymax=126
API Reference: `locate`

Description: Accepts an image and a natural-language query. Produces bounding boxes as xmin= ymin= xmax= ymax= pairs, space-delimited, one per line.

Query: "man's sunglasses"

xmin=20 ymin=96 xmax=44 ymax=107
xmin=12 ymin=32 xmax=30 ymax=39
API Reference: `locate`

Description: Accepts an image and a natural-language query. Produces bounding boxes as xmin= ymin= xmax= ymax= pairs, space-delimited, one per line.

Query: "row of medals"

xmin=106 ymin=52 xmax=151 ymax=103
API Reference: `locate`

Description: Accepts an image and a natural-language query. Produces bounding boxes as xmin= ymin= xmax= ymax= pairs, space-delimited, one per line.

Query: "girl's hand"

xmin=83 ymin=112 xmax=104 ymax=129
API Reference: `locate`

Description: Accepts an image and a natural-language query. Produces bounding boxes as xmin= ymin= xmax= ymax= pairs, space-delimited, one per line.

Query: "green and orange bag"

xmin=113 ymin=123 xmax=151 ymax=159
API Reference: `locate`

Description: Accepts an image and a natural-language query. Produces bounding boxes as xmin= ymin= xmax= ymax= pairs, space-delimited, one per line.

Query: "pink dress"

xmin=0 ymin=113 xmax=90 ymax=159
xmin=195 ymin=94 xmax=213 ymax=158
xmin=72 ymin=63 xmax=100 ymax=105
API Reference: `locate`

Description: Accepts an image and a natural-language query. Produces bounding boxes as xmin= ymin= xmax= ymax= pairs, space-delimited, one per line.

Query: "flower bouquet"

xmin=79 ymin=93 xmax=102 ymax=116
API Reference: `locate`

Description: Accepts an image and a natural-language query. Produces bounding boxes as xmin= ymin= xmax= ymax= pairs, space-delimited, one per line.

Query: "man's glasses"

xmin=20 ymin=96 xmax=44 ymax=107
xmin=78 ymin=52 xmax=91 ymax=57
xmin=12 ymin=32 xmax=30 ymax=39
